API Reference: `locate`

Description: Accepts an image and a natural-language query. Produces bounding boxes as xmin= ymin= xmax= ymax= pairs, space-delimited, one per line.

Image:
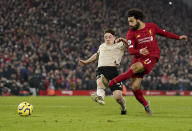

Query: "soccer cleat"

xmin=144 ymin=105 xmax=152 ymax=116
xmin=91 ymin=93 xmax=105 ymax=105
xmin=121 ymin=108 xmax=127 ymax=115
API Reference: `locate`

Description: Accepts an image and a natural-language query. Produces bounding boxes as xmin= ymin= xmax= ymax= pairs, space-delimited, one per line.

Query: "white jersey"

xmin=97 ymin=42 xmax=126 ymax=67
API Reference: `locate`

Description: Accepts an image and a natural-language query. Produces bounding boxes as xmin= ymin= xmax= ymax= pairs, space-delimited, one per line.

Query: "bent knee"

xmin=131 ymin=84 xmax=140 ymax=91
xmin=130 ymin=62 xmax=144 ymax=73
xmin=113 ymin=90 xmax=123 ymax=100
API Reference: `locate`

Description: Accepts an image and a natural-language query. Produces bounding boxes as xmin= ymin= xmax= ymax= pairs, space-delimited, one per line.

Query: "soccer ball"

xmin=17 ymin=102 xmax=33 ymax=116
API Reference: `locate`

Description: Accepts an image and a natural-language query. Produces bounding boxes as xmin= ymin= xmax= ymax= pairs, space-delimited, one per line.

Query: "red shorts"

xmin=132 ymin=57 xmax=158 ymax=78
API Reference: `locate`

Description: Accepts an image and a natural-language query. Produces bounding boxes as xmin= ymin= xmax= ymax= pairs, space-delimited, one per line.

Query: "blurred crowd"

xmin=0 ymin=0 xmax=192 ymax=95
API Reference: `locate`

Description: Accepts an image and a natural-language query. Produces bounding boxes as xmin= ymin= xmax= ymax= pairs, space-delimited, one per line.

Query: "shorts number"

xmin=144 ymin=58 xmax=151 ymax=64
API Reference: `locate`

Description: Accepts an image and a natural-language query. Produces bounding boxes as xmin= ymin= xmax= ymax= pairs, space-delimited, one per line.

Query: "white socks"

xmin=96 ymin=87 xmax=105 ymax=100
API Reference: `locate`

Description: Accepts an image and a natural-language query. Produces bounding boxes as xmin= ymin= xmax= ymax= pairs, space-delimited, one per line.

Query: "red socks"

xmin=109 ymin=69 xmax=134 ymax=87
xmin=133 ymin=89 xmax=148 ymax=107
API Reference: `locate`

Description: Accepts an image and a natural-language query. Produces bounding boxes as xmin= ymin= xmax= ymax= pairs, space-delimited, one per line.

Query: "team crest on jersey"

xmin=149 ymin=29 xmax=152 ymax=35
xmin=136 ymin=34 xmax=140 ymax=38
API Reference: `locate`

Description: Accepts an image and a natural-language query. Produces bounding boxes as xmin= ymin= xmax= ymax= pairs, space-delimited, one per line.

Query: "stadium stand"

xmin=0 ymin=0 xmax=192 ymax=95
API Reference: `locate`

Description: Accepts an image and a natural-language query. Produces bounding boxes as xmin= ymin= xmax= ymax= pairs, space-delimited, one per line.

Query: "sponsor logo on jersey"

xmin=138 ymin=36 xmax=153 ymax=44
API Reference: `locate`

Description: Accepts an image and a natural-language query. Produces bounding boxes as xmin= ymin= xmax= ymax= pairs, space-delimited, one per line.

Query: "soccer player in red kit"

xmin=106 ymin=8 xmax=188 ymax=115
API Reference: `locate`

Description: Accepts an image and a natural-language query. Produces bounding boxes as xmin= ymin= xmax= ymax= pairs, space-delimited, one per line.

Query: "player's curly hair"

xmin=128 ymin=8 xmax=145 ymax=21
xmin=104 ymin=29 xmax=115 ymax=36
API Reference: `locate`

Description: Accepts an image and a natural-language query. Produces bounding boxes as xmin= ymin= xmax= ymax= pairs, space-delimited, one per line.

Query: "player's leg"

xmin=131 ymin=57 xmax=157 ymax=115
xmin=113 ymin=90 xmax=126 ymax=115
xmin=109 ymin=62 xmax=144 ymax=87
xmin=96 ymin=76 xmax=106 ymax=100
xmin=91 ymin=75 xmax=106 ymax=105
xmin=101 ymin=73 xmax=127 ymax=114
xmin=131 ymin=78 xmax=152 ymax=115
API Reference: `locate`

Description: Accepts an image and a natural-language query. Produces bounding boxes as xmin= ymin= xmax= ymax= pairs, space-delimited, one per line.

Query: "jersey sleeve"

xmin=126 ymin=31 xmax=140 ymax=55
xmin=153 ymin=23 xmax=180 ymax=39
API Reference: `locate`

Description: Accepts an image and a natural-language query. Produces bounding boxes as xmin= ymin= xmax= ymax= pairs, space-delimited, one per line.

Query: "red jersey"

xmin=126 ymin=23 xmax=180 ymax=60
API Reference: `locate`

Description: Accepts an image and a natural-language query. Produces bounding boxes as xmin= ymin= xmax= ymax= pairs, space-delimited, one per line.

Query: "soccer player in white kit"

xmin=79 ymin=29 xmax=127 ymax=115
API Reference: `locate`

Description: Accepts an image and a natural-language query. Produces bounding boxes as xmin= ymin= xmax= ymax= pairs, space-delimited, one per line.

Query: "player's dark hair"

xmin=104 ymin=29 xmax=115 ymax=36
xmin=128 ymin=8 xmax=145 ymax=21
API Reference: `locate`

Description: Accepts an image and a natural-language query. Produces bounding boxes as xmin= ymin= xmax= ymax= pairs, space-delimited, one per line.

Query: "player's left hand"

xmin=179 ymin=35 xmax=188 ymax=42
xmin=115 ymin=38 xmax=127 ymax=44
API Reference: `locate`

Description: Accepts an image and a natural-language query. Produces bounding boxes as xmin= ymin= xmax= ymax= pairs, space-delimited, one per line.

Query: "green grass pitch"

xmin=0 ymin=96 xmax=192 ymax=131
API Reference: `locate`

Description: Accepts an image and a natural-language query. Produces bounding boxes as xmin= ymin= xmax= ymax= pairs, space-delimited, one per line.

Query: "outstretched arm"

xmin=154 ymin=24 xmax=188 ymax=41
xmin=79 ymin=53 xmax=99 ymax=66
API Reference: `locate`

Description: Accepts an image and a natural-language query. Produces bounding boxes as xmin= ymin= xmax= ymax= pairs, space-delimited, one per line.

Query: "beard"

xmin=131 ymin=22 xmax=140 ymax=30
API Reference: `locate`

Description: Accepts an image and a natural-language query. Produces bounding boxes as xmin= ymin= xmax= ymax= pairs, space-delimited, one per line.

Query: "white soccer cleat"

xmin=91 ymin=93 xmax=105 ymax=105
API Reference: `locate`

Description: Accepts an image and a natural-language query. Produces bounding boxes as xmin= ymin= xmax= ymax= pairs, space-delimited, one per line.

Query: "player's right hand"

xmin=139 ymin=47 xmax=149 ymax=55
xmin=78 ymin=60 xmax=87 ymax=66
